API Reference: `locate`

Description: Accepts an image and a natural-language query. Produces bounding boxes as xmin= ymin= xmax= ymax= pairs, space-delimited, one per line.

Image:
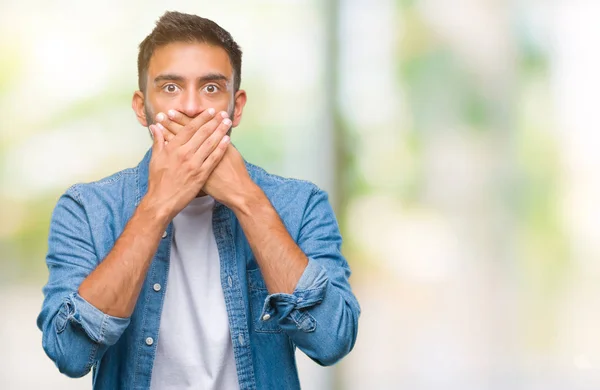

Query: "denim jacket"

xmin=37 ymin=148 xmax=360 ymax=390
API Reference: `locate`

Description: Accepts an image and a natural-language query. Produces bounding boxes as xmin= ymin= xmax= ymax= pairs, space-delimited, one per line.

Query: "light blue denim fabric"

xmin=37 ymin=148 xmax=361 ymax=390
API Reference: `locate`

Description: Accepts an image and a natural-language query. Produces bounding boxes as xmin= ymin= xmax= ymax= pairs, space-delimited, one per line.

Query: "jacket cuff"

xmin=260 ymin=259 xmax=328 ymax=332
xmin=56 ymin=292 xmax=130 ymax=346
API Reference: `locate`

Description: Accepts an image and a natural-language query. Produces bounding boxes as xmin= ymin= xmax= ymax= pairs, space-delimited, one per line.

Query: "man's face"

xmin=133 ymin=41 xmax=245 ymax=130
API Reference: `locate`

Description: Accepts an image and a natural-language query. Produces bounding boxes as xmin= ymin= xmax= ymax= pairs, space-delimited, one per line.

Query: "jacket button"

xmin=161 ymin=231 xmax=168 ymax=239
xmin=153 ymin=283 xmax=161 ymax=292
xmin=145 ymin=337 xmax=154 ymax=346
xmin=262 ymin=314 xmax=271 ymax=321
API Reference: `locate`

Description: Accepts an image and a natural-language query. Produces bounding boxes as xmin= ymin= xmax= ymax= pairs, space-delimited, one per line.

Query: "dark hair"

xmin=137 ymin=11 xmax=242 ymax=93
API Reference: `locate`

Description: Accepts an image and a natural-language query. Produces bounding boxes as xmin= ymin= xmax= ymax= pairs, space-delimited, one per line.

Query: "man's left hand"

xmin=156 ymin=110 xmax=258 ymax=209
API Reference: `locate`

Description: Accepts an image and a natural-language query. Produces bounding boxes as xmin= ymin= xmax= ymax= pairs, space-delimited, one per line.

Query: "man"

xmin=37 ymin=11 xmax=360 ymax=390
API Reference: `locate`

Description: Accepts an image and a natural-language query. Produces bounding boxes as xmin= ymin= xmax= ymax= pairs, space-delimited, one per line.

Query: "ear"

xmin=231 ymin=89 xmax=247 ymax=128
xmin=132 ymin=90 xmax=149 ymax=127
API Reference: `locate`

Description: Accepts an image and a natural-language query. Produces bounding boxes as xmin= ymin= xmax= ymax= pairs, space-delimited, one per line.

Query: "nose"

xmin=179 ymin=88 xmax=203 ymax=118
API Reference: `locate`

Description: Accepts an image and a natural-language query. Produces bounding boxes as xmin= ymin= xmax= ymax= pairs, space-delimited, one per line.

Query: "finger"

xmin=170 ymin=108 xmax=217 ymax=147
xmin=183 ymin=111 xmax=229 ymax=151
xmin=155 ymin=123 xmax=175 ymax=143
xmin=198 ymin=135 xmax=231 ymax=178
xmin=190 ymin=116 xmax=232 ymax=161
xmin=167 ymin=109 xmax=193 ymax=126
xmin=155 ymin=112 xmax=184 ymax=142
xmin=150 ymin=124 xmax=164 ymax=154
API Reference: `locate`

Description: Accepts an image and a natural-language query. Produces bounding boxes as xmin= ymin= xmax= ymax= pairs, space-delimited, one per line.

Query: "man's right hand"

xmin=142 ymin=108 xmax=232 ymax=223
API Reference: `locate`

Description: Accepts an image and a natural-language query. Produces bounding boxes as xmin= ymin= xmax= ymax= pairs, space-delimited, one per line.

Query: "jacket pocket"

xmin=247 ymin=268 xmax=282 ymax=333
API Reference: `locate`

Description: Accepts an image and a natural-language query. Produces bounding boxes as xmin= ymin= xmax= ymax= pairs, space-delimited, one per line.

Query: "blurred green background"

xmin=1 ymin=0 xmax=599 ymax=389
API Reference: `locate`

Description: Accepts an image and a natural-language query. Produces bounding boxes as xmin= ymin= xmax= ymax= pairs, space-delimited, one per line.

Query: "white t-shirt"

xmin=150 ymin=195 xmax=239 ymax=390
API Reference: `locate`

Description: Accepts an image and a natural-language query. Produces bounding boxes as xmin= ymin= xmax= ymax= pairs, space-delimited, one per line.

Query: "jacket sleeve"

xmin=259 ymin=186 xmax=361 ymax=366
xmin=36 ymin=186 xmax=130 ymax=378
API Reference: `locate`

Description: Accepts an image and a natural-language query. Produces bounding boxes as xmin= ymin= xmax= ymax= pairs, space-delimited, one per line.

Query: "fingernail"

xmin=168 ymin=110 xmax=176 ymax=118
xmin=157 ymin=123 xmax=165 ymax=131
xmin=223 ymin=118 xmax=232 ymax=126
xmin=208 ymin=108 xmax=215 ymax=115
xmin=223 ymin=135 xmax=230 ymax=143
xmin=156 ymin=113 xmax=165 ymax=122
xmin=221 ymin=111 xmax=228 ymax=118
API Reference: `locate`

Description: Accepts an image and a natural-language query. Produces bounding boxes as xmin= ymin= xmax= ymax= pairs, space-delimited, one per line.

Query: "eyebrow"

xmin=153 ymin=73 xmax=230 ymax=86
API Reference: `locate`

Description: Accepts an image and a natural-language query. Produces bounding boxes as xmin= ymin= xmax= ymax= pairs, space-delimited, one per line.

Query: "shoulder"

xmin=67 ymin=166 xmax=135 ymax=197
xmin=245 ymin=162 xmax=336 ymax=234
xmin=246 ymin=161 xmax=322 ymax=202
xmin=60 ymin=164 xmax=140 ymax=216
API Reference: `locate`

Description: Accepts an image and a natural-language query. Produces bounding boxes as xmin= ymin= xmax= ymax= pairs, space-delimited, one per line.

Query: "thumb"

xmin=150 ymin=124 xmax=165 ymax=154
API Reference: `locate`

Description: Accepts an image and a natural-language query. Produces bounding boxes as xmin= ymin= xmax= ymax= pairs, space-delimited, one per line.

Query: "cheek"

xmin=208 ymin=93 xmax=234 ymax=112
xmin=150 ymin=95 xmax=182 ymax=118
xmin=143 ymin=102 xmax=155 ymax=125
xmin=227 ymin=98 xmax=235 ymax=117
xmin=206 ymin=93 xmax=229 ymax=104
xmin=153 ymin=94 xmax=178 ymax=108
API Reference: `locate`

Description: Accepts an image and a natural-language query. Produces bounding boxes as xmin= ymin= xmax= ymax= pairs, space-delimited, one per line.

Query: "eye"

xmin=203 ymin=84 xmax=219 ymax=94
xmin=162 ymin=83 xmax=180 ymax=94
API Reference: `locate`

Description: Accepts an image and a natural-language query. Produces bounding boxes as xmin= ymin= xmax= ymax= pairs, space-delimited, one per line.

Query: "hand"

xmin=203 ymin=143 xmax=257 ymax=209
xmin=157 ymin=110 xmax=258 ymax=209
xmin=143 ymin=108 xmax=232 ymax=222
xmin=154 ymin=109 xmax=223 ymax=143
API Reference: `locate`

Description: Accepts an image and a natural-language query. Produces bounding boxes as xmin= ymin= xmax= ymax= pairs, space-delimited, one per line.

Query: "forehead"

xmin=147 ymin=41 xmax=233 ymax=79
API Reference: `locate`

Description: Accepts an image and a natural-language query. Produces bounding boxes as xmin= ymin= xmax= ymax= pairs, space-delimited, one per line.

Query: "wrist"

xmin=229 ymin=183 xmax=268 ymax=217
xmin=138 ymin=194 xmax=173 ymax=229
